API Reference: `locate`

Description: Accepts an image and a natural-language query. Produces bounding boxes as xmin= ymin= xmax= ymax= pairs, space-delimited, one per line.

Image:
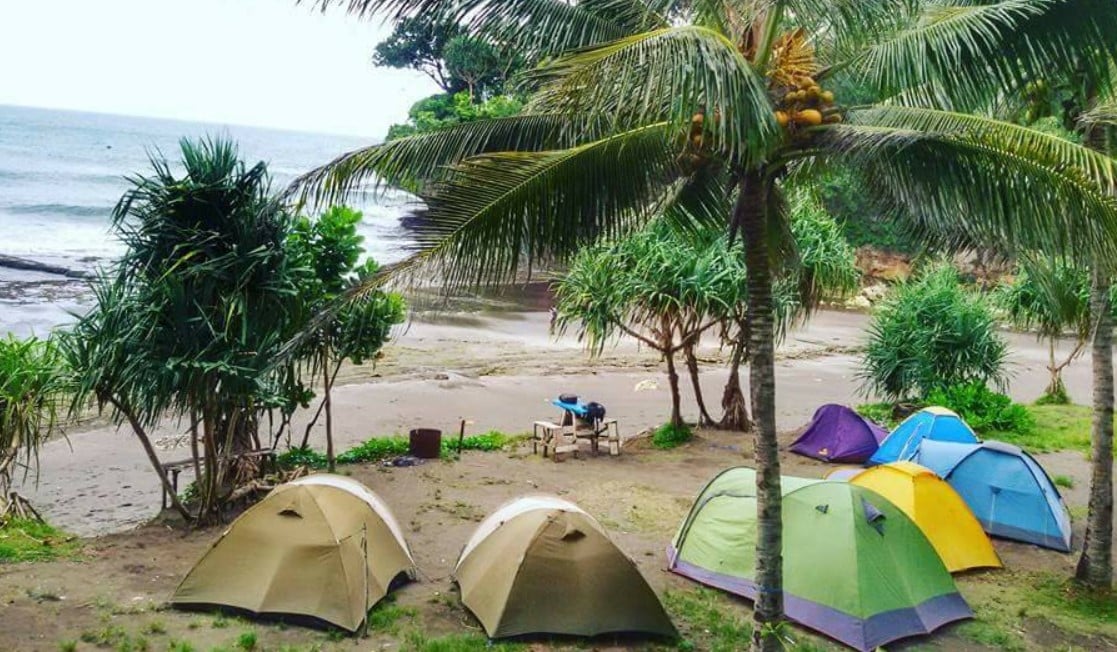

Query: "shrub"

xmin=652 ymin=422 xmax=693 ymax=449
xmin=924 ymin=382 xmax=1034 ymax=434
xmin=860 ymin=266 xmax=1008 ymax=401
xmin=855 ymin=403 xmax=898 ymax=429
xmin=278 ymin=431 xmax=517 ymax=469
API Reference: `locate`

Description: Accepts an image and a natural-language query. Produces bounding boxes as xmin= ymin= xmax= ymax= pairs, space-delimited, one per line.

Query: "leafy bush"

xmin=924 ymin=382 xmax=1034 ymax=434
xmin=652 ymin=422 xmax=693 ymax=449
xmin=855 ymin=403 xmax=899 ymax=429
xmin=277 ymin=431 xmax=517 ymax=469
xmin=860 ymin=266 xmax=1008 ymax=401
xmin=275 ymin=447 xmax=328 ymax=470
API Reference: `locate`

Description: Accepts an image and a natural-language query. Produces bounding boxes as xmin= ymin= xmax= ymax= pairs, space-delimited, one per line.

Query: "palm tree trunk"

xmin=664 ymin=350 xmax=683 ymax=427
xmin=737 ymin=173 xmax=783 ymax=651
xmin=107 ymin=396 xmax=192 ymax=522
xmin=720 ymin=323 xmax=753 ymax=431
xmin=324 ymin=347 xmax=336 ymax=473
xmin=684 ymin=344 xmax=715 ymax=426
xmin=1076 ymin=268 xmax=1114 ymax=588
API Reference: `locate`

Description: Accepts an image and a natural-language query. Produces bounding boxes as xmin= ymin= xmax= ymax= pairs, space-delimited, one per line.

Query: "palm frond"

xmin=287 ymin=114 xmax=605 ymax=207
xmin=783 ymin=0 xmax=922 ymax=65
xmin=391 ymin=123 xmax=682 ymax=289
xmin=849 ymin=0 xmax=1117 ymax=109
xmin=655 ymin=158 xmax=732 ymax=233
xmin=310 ymin=0 xmax=666 ymax=56
xmin=524 ymin=26 xmax=780 ymax=166
xmin=817 ymin=107 xmax=1117 ymax=262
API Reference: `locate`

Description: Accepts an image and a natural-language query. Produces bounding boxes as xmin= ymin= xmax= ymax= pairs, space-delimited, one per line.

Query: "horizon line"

xmin=0 ymin=101 xmax=383 ymax=142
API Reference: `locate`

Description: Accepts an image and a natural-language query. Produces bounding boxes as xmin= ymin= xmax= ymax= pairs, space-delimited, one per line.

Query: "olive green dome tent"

xmin=669 ymin=468 xmax=971 ymax=651
xmin=454 ymin=495 xmax=676 ymax=639
xmin=172 ymin=475 xmax=415 ymax=632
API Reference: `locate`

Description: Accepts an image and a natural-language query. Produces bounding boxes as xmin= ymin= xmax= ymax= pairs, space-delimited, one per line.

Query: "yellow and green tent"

xmin=669 ymin=468 xmax=971 ymax=651
xmin=835 ymin=461 xmax=1002 ymax=573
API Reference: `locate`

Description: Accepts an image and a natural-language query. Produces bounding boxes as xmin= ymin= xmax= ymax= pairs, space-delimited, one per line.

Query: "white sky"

xmin=0 ymin=0 xmax=440 ymax=138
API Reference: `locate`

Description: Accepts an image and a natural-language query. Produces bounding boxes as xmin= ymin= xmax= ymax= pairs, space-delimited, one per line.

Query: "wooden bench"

xmin=160 ymin=449 xmax=276 ymax=509
xmin=532 ymin=418 xmax=620 ymax=461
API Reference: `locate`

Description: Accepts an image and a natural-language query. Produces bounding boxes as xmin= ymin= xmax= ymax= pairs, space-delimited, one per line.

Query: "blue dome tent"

xmin=869 ymin=407 xmax=978 ymax=465
xmin=913 ymin=440 xmax=1072 ymax=552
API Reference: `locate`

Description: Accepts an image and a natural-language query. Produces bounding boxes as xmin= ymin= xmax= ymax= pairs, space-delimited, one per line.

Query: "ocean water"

xmin=0 ymin=104 xmax=416 ymax=336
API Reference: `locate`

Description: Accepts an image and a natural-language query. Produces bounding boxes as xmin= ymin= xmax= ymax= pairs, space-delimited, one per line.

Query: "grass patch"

xmin=403 ymin=632 xmax=523 ymax=651
xmin=0 ymin=518 xmax=79 ymax=563
xmin=991 ymin=404 xmax=1099 ymax=455
xmin=78 ymin=624 xmax=150 ymax=650
xmin=367 ymin=595 xmax=418 ymax=633
xmin=959 ymin=569 xmax=1117 ymax=646
xmin=956 ymin=619 xmax=1025 ymax=651
xmin=277 ymin=430 xmax=524 ymax=469
xmin=665 ymin=588 xmax=753 ymax=651
xmin=652 ymin=422 xmax=693 ymax=450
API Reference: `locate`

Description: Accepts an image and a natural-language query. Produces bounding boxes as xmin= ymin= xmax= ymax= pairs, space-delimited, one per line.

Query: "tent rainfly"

xmin=790 ymin=404 xmax=889 ymax=463
xmin=669 ymin=468 xmax=971 ymax=652
xmin=454 ymin=495 xmax=676 ymax=639
xmin=831 ymin=462 xmax=1002 ymax=572
xmin=172 ymin=475 xmax=415 ymax=632
xmin=913 ymin=440 xmax=1073 ymax=551
xmin=869 ymin=407 xmax=979 ymax=465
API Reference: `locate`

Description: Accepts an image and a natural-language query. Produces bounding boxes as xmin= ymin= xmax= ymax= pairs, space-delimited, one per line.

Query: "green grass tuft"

xmin=235 ymin=630 xmax=257 ymax=651
xmin=652 ymin=422 xmax=693 ymax=450
xmin=1053 ymin=474 xmax=1075 ymax=489
xmin=58 ymin=642 xmax=77 ymax=652
xmin=367 ymin=595 xmax=418 ymax=634
xmin=0 ymin=518 xmax=79 ymax=563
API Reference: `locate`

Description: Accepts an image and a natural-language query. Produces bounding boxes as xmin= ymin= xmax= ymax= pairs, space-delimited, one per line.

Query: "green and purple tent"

xmin=668 ymin=467 xmax=971 ymax=651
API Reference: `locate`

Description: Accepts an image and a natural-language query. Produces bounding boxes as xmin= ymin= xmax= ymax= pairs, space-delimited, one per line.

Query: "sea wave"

xmin=3 ymin=203 xmax=111 ymax=218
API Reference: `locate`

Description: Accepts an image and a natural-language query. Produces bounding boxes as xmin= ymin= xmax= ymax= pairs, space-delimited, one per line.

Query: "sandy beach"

xmin=18 ymin=308 xmax=1104 ymax=537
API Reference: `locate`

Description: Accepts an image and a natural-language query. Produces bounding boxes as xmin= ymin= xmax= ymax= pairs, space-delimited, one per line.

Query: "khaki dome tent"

xmin=172 ymin=475 xmax=415 ymax=632
xmin=454 ymin=495 xmax=676 ymax=639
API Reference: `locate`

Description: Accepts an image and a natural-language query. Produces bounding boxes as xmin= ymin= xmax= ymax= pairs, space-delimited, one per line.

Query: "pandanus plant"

xmin=296 ymin=0 xmax=1117 ymax=646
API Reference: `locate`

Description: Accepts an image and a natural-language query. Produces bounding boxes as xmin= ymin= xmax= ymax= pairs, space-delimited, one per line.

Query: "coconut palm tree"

xmin=296 ymin=0 xmax=1117 ymax=645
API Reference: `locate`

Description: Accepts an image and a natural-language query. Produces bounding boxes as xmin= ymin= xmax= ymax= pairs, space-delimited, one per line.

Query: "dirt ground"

xmin=1 ymin=427 xmax=1112 ymax=652
xmin=2 ymin=309 xmax=1114 ymax=651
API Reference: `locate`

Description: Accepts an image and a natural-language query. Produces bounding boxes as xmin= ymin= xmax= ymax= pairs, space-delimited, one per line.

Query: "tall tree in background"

xmin=373 ymin=14 xmax=462 ymax=92
xmin=997 ymin=258 xmax=1099 ymax=404
xmin=301 ymin=1 xmax=1117 ymax=643
xmin=288 ymin=206 xmax=407 ymax=471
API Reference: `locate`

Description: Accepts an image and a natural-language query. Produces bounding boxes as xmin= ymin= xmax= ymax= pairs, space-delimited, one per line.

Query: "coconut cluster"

xmin=775 ymin=76 xmax=841 ymax=130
